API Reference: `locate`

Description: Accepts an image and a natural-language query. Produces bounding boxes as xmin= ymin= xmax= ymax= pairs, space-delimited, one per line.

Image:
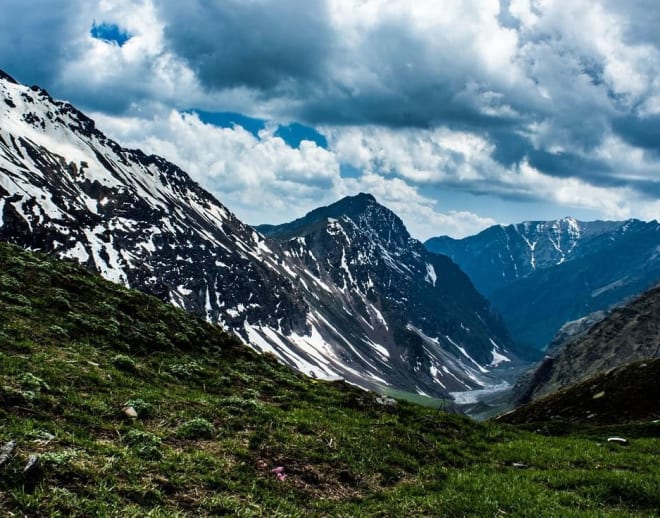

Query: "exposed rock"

xmin=23 ymin=454 xmax=39 ymax=477
xmin=0 ymin=440 xmax=16 ymax=469
xmin=512 ymin=284 xmax=660 ymax=403
xmin=376 ymin=396 xmax=397 ymax=407
xmin=122 ymin=406 xmax=138 ymax=419
xmin=607 ymin=437 xmax=628 ymax=446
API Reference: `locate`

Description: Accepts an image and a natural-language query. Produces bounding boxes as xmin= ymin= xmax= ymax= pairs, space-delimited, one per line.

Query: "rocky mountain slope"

xmin=257 ymin=194 xmax=519 ymax=393
xmin=426 ymin=218 xmax=660 ymax=350
xmin=513 ymin=283 xmax=660 ymax=405
xmin=0 ymin=70 xmax=515 ymax=397
xmin=499 ymin=358 xmax=660 ymax=425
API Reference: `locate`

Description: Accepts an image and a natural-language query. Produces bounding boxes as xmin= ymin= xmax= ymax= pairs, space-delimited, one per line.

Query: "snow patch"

xmin=450 ymin=382 xmax=510 ymax=405
xmin=425 ymin=262 xmax=437 ymax=287
xmin=488 ymin=338 xmax=511 ymax=367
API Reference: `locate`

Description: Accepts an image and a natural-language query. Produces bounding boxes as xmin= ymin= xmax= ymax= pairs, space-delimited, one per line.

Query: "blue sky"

xmin=90 ymin=22 xmax=130 ymax=46
xmin=1 ymin=0 xmax=659 ymax=239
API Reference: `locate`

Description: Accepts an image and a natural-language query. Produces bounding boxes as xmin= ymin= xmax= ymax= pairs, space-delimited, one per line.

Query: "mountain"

xmin=2 ymin=242 xmax=657 ymax=516
xmin=425 ymin=218 xmax=660 ymax=350
xmin=498 ymin=358 xmax=660 ymax=425
xmin=512 ymin=283 xmax=660 ymax=405
xmin=257 ymin=194 xmax=520 ymax=392
xmin=0 ymin=70 xmax=515 ymax=397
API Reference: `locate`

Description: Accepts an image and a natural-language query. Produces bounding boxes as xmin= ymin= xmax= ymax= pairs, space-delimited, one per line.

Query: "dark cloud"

xmin=603 ymin=0 xmax=660 ymax=47
xmin=0 ymin=0 xmax=80 ymax=87
xmin=612 ymin=114 xmax=660 ymax=153
xmin=527 ymin=150 xmax=614 ymax=181
xmin=155 ymin=0 xmax=528 ymax=131
xmin=157 ymin=0 xmax=332 ymax=91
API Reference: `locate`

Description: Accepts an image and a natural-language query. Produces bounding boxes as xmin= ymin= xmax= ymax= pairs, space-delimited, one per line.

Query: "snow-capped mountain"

xmin=426 ymin=218 xmax=660 ymax=350
xmin=257 ymin=194 xmax=517 ymax=394
xmin=0 ymin=70 xmax=516 ymax=397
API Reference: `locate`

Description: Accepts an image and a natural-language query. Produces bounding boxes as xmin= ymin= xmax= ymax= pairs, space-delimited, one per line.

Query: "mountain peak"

xmin=425 ymin=216 xmax=660 ymax=350
xmin=317 ymin=192 xmax=378 ymax=216
xmin=257 ymin=192 xmax=407 ymax=242
xmin=1 ymin=72 xmax=517 ymax=399
xmin=347 ymin=191 xmax=377 ymax=204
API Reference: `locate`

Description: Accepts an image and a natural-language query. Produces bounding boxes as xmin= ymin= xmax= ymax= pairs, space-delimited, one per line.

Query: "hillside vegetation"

xmin=0 ymin=242 xmax=658 ymax=517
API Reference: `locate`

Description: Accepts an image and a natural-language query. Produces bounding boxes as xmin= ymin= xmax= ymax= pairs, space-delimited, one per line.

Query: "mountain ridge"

xmin=0 ymin=70 xmax=517 ymax=398
xmin=425 ymin=217 xmax=660 ymax=349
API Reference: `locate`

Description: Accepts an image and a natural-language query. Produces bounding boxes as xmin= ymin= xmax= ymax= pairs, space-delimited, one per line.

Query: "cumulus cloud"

xmin=93 ymin=110 xmax=495 ymax=238
xmin=324 ymin=124 xmax=660 ymax=220
xmin=152 ymin=0 xmax=660 ymax=195
xmin=2 ymin=0 xmax=660 ymax=238
xmin=93 ymin=110 xmax=341 ymax=219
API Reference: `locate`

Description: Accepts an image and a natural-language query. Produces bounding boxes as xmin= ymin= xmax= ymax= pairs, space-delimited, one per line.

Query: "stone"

xmin=122 ymin=406 xmax=138 ymax=418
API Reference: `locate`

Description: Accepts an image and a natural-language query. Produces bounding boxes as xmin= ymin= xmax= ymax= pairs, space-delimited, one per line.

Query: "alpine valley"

xmin=426 ymin=218 xmax=660 ymax=351
xmin=0 ymin=70 xmax=519 ymax=399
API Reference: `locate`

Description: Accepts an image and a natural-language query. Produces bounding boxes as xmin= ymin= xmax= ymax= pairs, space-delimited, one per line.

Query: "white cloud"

xmin=93 ymin=110 xmax=342 ymax=221
xmin=93 ymin=110 xmax=500 ymax=239
xmin=323 ymin=124 xmax=660 ymax=226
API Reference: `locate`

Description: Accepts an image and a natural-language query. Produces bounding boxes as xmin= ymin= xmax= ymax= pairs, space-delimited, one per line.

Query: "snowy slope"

xmin=0 ymin=70 xmax=516 ymax=397
xmin=257 ymin=194 xmax=517 ymax=394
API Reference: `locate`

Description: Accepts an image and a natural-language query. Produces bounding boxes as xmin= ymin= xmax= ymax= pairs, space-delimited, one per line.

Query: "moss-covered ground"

xmin=0 ymin=242 xmax=658 ymax=517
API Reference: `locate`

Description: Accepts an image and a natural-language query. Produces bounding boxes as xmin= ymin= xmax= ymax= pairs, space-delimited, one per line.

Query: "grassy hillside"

xmin=0 ymin=242 xmax=658 ymax=517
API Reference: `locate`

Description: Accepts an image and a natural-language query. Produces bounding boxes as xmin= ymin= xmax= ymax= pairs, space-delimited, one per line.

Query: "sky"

xmin=1 ymin=0 xmax=660 ymax=240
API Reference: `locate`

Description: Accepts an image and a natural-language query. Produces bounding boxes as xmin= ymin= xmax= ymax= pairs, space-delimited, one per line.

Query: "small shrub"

xmin=177 ymin=418 xmax=215 ymax=440
xmin=0 ymin=274 xmax=20 ymax=289
xmin=124 ymin=429 xmax=162 ymax=460
xmin=112 ymin=354 xmax=137 ymax=372
xmin=41 ymin=449 xmax=77 ymax=466
xmin=168 ymin=361 xmax=203 ymax=379
xmin=48 ymin=325 xmax=69 ymax=338
xmin=3 ymin=293 xmax=32 ymax=307
xmin=50 ymin=290 xmax=71 ymax=310
xmin=19 ymin=373 xmax=50 ymax=393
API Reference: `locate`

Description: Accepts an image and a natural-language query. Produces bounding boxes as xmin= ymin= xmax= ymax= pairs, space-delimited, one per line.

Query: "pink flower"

xmin=271 ymin=466 xmax=287 ymax=481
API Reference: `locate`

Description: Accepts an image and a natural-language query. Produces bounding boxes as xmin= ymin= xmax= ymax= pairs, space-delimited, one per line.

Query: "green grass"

xmin=0 ymin=242 xmax=658 ymax=517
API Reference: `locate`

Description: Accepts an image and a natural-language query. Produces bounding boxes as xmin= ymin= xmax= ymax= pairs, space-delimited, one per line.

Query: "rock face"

xmin=258 ymin=194 xmax=518 ymax=395
xmin=498 ymin=358 xmax=660 ymax=425
xmin=426 ymin=218 xmax=660 ymax=350
xmin=512 ymin=283 xmax=660 ymax=405
xmin=0 ymin=70 xmax=516 ymax=397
